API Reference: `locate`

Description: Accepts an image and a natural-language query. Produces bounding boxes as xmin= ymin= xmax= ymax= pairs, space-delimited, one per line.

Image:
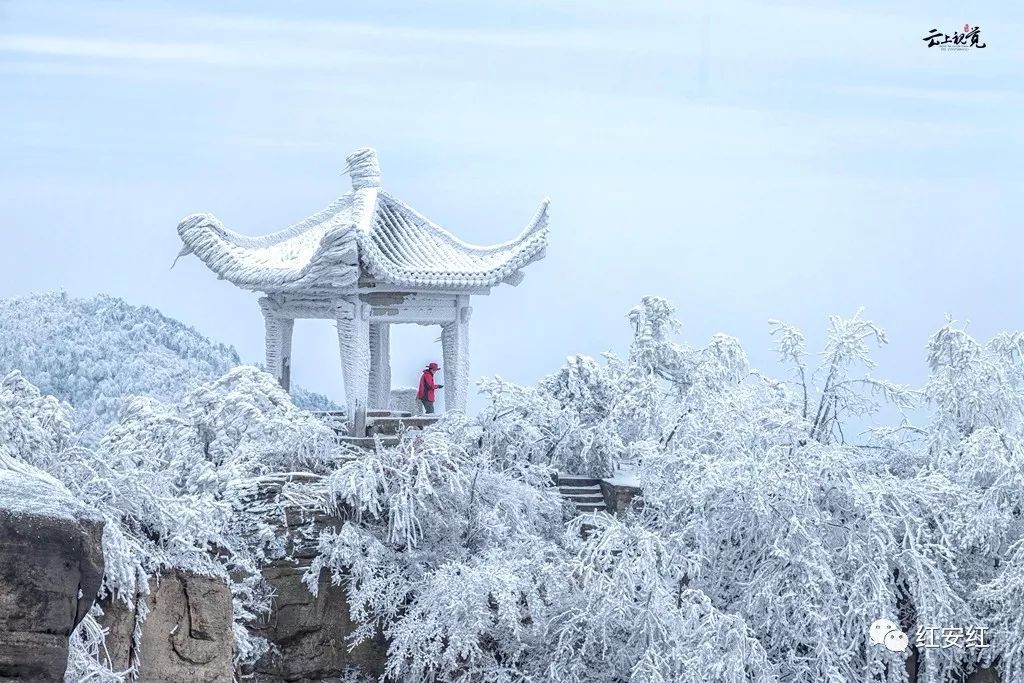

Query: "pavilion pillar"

xmin=441 ymin=297 xmax=472 ymax=413
xmin=368 ymin=323 xmax=391 ymax=411
xmin=335 ymin=296 xmax=371 ymax=427
xmin=259 ymin=298 xmax=294 ymax=392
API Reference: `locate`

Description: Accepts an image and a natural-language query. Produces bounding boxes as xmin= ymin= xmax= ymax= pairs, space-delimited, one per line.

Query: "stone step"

xmin=336 ymin=435 xmax=400 ymax=450
xmin=556 ymin=474 xmax=609 ymax=515
xmin=558 ymin=475 xmax=602 ymax=487
xmin=367 ymin=410 xmax=412 ymax=418
xmin=560 ymin=485 xmax=602 ymax=493
xmin=561 ymin=483 xmax=598 ymax=493
xmin=563 ymin=493 xmax=605 ymax=504
xmin=566 ymin=503 xmax=604 ymax=511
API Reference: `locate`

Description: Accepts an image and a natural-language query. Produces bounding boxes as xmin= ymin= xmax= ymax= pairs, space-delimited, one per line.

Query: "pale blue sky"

xmin=1 ymin=1 xmax=1021 ymax=415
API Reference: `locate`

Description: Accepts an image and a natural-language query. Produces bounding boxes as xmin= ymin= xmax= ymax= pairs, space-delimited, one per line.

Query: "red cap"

xmin=427 ymin=362 xmax=440 ymax=371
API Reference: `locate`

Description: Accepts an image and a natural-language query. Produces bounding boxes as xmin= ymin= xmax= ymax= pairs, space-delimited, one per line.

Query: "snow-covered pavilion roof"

xmin=175 ymin=148 xmax=549 ymax=293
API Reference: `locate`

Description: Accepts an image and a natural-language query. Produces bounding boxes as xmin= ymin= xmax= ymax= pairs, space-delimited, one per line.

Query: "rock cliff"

xmin=0 ymin=469 xmax=104 ymax=682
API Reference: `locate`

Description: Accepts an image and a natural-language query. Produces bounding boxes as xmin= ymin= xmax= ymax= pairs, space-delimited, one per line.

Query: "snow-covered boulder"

xmin=0 ymin=466 xmax=104 ymax=682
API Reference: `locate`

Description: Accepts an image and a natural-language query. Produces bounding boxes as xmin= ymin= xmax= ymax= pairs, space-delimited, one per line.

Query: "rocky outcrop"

xmin=252 ymin=562 xmax=387 ymax=682
xmin=97 ymin=478 xmax=386 ymax=683
xmin=248 ymin=478 xmax=387 ymax=682
xmin=0 ymin=468 xmax=104 ymax=682
xmin=100 ymin=569 xmax=234 ymax=683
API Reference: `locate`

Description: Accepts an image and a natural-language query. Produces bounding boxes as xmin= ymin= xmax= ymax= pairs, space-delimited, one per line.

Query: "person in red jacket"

xmin=417 ymin=362 xmax=443 ymax=414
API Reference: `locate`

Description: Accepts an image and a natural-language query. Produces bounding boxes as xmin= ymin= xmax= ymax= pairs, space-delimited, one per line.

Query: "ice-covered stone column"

xmin=259 ymin=298 xmax=294 ymax=392
xmin=441 ymin=297 xmax=471 ymax=413
xmin=368 ymin=323 xmax=391 ymax=410
xmin=335 ymin=297 xmax=370 ymax=424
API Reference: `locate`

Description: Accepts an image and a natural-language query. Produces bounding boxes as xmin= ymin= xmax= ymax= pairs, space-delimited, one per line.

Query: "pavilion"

xmin=174 ymin=147 xmax=550 ymax=419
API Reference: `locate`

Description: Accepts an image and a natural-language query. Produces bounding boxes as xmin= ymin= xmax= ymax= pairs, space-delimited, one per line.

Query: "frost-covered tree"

xmin=921 ymin=321 xmax=1024 ymax=681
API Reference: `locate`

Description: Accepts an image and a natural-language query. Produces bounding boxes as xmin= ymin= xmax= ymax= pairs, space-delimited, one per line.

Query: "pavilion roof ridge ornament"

xmin=173 ymin=146 xmax=549 ymax=293
xmin=342 ymin=147 xmax=381 ymax=190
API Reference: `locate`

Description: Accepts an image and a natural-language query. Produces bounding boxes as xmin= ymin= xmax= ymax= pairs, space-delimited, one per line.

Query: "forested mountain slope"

xmin=0 ymin=292 xmax=335 ymax=436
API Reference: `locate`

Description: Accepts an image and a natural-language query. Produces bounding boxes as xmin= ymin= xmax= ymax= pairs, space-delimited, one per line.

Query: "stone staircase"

xmin=557 ymin=475 xmax=607 ymax=513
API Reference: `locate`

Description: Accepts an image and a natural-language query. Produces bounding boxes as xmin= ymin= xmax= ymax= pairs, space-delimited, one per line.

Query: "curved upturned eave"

xmin=198 ymin=194 xmax=356 ymax=250
xmin=357 ymin=210 xmax=550 ymax=289
xmin=378 ymin=192 xmax=550 ymax=257
xmin=175 ymin=212 xmax=361 ymax=291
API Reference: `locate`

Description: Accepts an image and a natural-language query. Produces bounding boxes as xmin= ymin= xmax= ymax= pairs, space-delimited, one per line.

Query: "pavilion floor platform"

xmin=367 ymin=414 xmax=441 ymax=435
xmin=313 ymin=410 xmax=441 ymax=450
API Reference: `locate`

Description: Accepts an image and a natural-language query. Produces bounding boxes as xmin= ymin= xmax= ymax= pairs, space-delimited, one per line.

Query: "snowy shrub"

xmin=0 ymin=370 xmax=76 ymax=466
xmin=474 ymin=297 xmax=747 ymax=478
xmin=65 ymin=608 xmax=128 ymax=683
xmin=180 ymin=365 xmax=338 ymax=474
xmin=477 ymin=351 xmax=659 ymax=477
xmin=306 ymin=416 xmax=568 ymax=682
xmin=545 ymin=515 xmax=777 ymax=683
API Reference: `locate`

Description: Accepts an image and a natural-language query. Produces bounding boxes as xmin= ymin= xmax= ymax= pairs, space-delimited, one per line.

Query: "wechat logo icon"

xmin=870 ymin=618 xmax=909 ymax=653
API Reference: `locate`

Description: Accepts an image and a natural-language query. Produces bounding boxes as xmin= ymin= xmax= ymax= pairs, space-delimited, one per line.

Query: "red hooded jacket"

xmin=417 ymin=369 xmax=438 ymax=402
